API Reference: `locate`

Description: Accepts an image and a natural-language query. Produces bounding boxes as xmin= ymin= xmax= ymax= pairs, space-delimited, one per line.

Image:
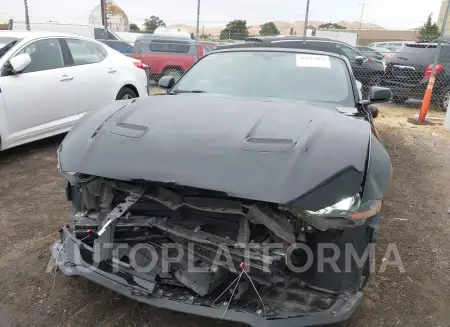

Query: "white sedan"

xmin=0 ymin=31 xmax=148 ymax=151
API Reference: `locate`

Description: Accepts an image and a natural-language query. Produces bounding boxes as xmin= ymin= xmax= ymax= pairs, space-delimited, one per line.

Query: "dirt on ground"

xmin=1 ymin=105 xmax=450 ymax=327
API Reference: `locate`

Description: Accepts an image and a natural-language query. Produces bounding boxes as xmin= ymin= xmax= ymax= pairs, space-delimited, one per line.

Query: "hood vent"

xmin=240 ymin=137 xmax=296 ymax=152
xmin=109 ymin=122 xmax=150 ymax=138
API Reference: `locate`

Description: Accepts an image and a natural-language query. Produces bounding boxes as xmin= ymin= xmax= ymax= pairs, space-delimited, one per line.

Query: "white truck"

xmin=12 ymin=21 xmax=121 ymax=41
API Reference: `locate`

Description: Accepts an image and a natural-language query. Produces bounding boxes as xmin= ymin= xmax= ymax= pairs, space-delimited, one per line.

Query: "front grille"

xmin=386 ymin=63 xmax=425 ymax=84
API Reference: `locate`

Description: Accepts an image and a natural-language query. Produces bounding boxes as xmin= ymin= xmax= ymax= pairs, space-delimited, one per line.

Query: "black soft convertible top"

xmin=217 ymin=36 xmax=349 ymax=57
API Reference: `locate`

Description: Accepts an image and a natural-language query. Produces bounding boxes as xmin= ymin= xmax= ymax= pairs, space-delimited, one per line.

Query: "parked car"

xmin=0 ymin=31 xmax=148 ymax=151
xmin=381 ymin=42 xmax=450 ymax=108
xmin=12 ymin=21 xmax=121 ymax=41
xmin=100 ymin=39 xmax=134 ymax=56
xmin=245 ymin=36 xmax=385 ymax=98
xmin=55 ymin=41 xmax=392 ymax=327
xmin=100 ymin=39 xmax=151 ymax=88
xmin=368 ymin=41 xmax=414 ymax=52
xmin=356 ymin=46 xmax=391 ymax=61
xmin=133 ymin=34 xmax=217 ymax=81
xmin=116 ymin=31 xmax=143 ymax=46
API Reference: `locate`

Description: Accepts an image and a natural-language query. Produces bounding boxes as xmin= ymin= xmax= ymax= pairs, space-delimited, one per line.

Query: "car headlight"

xmin=57 ymin=144 xmax=84 ymax=185
xmin=282 ymin=194 xmax=382 ymax=222
xmin=306 ymin=194 xmax=361 ymax=216
xmin=60 ymin=171 xmax=81 ymax=185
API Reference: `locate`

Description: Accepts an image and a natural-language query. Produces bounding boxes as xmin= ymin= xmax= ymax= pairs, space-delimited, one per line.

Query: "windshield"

xmin=0 ymin=37 xmax=19 ymax=59
xmin=173 ymin=51 xmax=354 ymax=105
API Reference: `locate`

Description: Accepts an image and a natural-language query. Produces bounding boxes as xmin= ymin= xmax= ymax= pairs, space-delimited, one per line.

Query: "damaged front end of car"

xmin=51 ymin=174 xmax=383 ymax=327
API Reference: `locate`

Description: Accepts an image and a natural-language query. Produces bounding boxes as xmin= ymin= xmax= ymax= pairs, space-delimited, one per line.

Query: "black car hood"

xmin=59 ymin=94 xmax=370 ymax=210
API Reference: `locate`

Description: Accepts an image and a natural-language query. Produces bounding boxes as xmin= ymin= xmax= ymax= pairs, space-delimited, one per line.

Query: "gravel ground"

xmin=1 ymin=106 xmax=450 ymax=327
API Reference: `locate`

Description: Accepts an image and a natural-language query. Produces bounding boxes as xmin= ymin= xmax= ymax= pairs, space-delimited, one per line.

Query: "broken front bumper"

xmin=52 ymin=227 xmax=364 ymax=327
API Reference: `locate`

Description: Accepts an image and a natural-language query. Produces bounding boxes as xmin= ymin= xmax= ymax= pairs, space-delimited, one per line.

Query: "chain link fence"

xmin=6 ymin=17 xmax=450 ymax=111
xmin=139 ymin=31 xmax=449 ymax=112
xmin=132 ymin=35 xmax=219 ymax=84
xmin=356 ymin=41 xmax=450 ymax=112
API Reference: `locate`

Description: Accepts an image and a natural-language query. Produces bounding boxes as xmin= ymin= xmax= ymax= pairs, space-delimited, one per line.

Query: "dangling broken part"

xmin=54 ymin=178 xmax=366 ymax=326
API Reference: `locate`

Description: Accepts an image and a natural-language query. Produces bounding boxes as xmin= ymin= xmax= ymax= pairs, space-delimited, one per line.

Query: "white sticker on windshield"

xmin=296 ymin=54 xmax=331 ymax=68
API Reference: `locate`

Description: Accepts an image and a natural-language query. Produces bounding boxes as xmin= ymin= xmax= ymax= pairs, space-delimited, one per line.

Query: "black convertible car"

xmin=53 ymin=43 xmax=392 ymax=327
xmin=245 ymin=36 xmax=386 ymax=98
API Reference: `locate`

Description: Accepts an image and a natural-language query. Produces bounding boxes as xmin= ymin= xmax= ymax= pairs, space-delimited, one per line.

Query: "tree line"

xmin=128 ymin=14 xmax=441 ymax=42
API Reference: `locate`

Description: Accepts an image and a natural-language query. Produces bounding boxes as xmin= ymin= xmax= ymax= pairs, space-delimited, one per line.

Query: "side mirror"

xmin=158 ymin=76 xmax=176 ymax=89
xmin=354 ymin=55 xmax=365 ymax=64
xmin=9 ymin=53 xmax=31 ymax=73
xmin=369 ymin=86 xmax=392 ymax=103
xmin=361 ymin=86 xmax=392 ymax=106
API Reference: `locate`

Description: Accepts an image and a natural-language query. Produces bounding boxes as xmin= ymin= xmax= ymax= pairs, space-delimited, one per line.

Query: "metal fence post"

xmin=445 ymin=105 xmax=450 ymax=129
xmin=303 ymin=0 xmax=310 ymax=42
xmin=419 ymin=0 xmax=450 ymax=122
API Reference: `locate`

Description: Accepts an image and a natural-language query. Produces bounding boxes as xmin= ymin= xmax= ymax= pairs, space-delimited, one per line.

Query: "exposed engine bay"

xmin=55 ymin=177 xmax=374 ymax=320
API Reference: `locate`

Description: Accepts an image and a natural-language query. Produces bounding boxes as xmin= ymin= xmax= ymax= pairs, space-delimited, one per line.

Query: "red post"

xmin=419 ymin=76 xmax=435 ymax=122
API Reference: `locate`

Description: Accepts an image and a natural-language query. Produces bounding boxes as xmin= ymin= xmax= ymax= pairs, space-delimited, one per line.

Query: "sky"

xmin=0 ymin=0 xmax=444 ymax=30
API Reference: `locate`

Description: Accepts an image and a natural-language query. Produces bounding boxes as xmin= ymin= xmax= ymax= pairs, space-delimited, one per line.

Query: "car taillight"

xmin=133 ymin=61 xmax=145 ymax=69
xmin=424 ymin=64 xmax=444 ymax=78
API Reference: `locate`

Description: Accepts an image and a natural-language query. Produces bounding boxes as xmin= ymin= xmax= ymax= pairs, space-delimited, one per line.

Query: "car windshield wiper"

xmin=171 ymin=89 xmax=207 ymax=94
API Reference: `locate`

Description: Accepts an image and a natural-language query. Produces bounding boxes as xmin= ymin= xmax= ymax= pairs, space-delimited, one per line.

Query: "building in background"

xmin=347 ymin=29 xmax=419 ymax=45
xmin=89 ymin=0 xmax=129 ymax=32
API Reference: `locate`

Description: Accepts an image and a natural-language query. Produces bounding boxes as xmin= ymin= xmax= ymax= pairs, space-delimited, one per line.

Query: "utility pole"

xmin=303 ymin=0 xmax=311 ymax=41
xmin=195 ymin=0 xmax=201 ymax=60
xmin=195 ymin=0 xmax=201 ymax=40
xmin=24 ymin=0 xmax=30 ymax=31
xmin=100 ymin=0 xmax=108 ymax=29
xmin=359 ymin=3 xmax=365 ymax=29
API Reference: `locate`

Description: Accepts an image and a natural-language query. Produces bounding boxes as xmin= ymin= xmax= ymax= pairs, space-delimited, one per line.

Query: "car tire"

xmin=116 ymin=87 xmax=137 ymax=100
xmin=435 ymin=89 xmax=450 ymax=111
xmin=163 ymin=68 xmax=183 ymax=82
xmin=391 ymin=95 xmax=408 ymax=104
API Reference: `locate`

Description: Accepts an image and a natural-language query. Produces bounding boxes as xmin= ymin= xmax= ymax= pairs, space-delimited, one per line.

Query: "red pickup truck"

xmin=133 ymin=35 xmax=217 ymax=81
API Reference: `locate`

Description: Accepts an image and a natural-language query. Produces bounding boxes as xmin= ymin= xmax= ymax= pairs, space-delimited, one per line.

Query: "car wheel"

xmin=391 ymin=95 xmax=408 ymax=104
xmin=116 ymin=87 xmax=137 ymax=100
xmin=163 ymin=68 xmax=183 ymax=82
xmin=439 ymin=89 xmax=450 ymax=111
